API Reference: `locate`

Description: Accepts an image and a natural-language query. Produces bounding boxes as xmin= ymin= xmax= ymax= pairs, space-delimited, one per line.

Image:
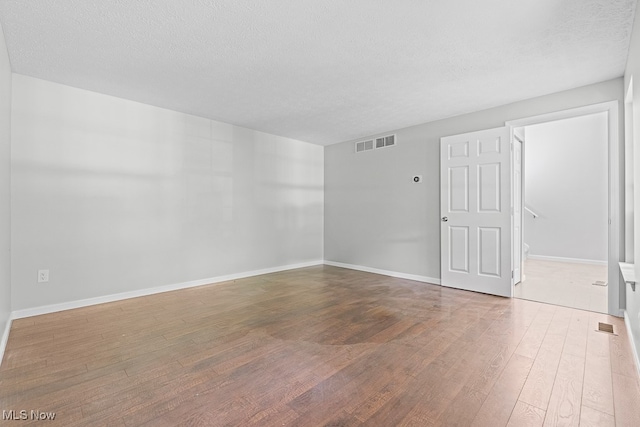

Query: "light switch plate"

xmin=38 ymin=269 xmax=49 ymax=283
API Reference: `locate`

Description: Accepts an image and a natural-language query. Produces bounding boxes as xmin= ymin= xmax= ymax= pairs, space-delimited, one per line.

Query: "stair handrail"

xmin=525 ymin=206 xmax=539 ymax=219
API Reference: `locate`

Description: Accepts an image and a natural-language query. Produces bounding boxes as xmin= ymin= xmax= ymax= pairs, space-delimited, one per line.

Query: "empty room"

xmin=2 ymin=1 xmax=640 ymax=426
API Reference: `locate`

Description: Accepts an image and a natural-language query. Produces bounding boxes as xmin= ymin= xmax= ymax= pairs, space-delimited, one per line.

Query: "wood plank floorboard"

xmin=1 ymin=265 xmax=639 ymax=426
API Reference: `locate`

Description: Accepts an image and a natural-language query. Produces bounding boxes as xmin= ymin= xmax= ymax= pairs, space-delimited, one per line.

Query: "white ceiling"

xmin=0 ymin=0 xmax=636 ymax=146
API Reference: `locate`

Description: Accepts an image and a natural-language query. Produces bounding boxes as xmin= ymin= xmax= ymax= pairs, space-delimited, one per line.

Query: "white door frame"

xmin=512 ymin=132 xmax=523 ymax=286
xmin=506 ymin=100 xmax=621 ymax=316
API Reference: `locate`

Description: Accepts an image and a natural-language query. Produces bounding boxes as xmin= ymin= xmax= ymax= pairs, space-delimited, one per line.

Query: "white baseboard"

xmin=11 ymin=259 xmax=436 ymax=320
xmin=527 ymin=254 xmax=607 ymax=266
xmin=624 ymin=310 xmax=640 ymax=379
xmin=0 ymin=315 xmax=12 ymax=367
xmin=11 ymin=260 xmax=324 ymax=320
xmin=323 ymin=260 xmax=440 ymax=285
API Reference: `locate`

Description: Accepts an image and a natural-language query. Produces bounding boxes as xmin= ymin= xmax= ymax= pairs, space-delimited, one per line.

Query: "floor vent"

xmin=592 ymin=281 xmax=607 ymax=287
xmin=597 ymin=322 xmax=615 ymax=334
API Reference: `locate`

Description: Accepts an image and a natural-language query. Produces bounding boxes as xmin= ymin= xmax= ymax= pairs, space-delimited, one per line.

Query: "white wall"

xmin=524 ymin=113 xmax=608 ymax=263
xmin=625 ymin=0 xmax=640 ymax=368
xmin=325 ymin=78 xmax=623 ymax=282
xmin=11 ymin=75 xmax=324 ymax=311
xmin=0 ymin=23 xmax=12 ymax=354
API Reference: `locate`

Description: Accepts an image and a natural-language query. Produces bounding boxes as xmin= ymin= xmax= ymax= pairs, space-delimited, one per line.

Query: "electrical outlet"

xmin=38 ymin=269 xmax=49 ymax=283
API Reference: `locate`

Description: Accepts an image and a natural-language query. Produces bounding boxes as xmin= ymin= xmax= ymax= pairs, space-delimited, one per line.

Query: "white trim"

xmin=506 ymin=101 xmax=618 ymax=128
xmin=323 ymin=260 xmax=440 ymax=285
xmin=0 ymin=315 xmax=12 ymax=366
xmin=624 ymin=310 xmax=640 ymax=379
xmin=506 ymin=100 xmax=622 ymax=317
xmin=624 ymin=77 xmax=634 ymax=262
xmin=11 ymin=260 xmax=324 ymax=320
xmin=526 ymin=254 xmax=608 ymax=266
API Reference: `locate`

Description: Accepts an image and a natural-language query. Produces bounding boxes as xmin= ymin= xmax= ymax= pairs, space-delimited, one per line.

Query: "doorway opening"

xmin=512 ymin=112 xmax=610 ymax=313
xmin=439 ymin=101 xmax=620 ymax=315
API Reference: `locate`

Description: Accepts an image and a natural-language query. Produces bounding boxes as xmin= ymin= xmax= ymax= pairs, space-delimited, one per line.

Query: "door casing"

xmin=506 ymin=101 xmax=621 ymax=316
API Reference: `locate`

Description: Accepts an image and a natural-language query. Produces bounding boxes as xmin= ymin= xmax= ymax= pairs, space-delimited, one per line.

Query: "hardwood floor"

xmin=1 ymin=265 xmax=639 ymax=426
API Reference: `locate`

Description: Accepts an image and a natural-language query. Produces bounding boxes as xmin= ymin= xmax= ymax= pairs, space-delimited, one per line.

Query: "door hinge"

xmin=512 ymin=270 xmax=514 ymax=278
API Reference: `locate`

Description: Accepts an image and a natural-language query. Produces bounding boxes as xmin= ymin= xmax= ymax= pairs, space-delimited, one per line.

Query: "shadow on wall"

xmin=10 ymin=75 xmax=324 ymax=311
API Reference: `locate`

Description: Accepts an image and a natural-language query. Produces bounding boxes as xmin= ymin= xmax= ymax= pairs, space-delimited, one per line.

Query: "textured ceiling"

xmin=0 ymin=0 xmax=636 ymax=145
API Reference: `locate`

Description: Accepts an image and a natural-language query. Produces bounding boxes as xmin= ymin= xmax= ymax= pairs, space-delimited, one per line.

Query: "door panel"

xmin=449 ymin=166 xmax=469 ymax=212
xmin=479 ymin=137 xmax=501 ymax=154
xmin=449 ymin=226 xmax=469 ymax=272
xmin=440 ymin=127 xmax=512 ymax=297
xmin=449 ymin=141 xmax=469 ymax=158
xmin=478 ymin=227 xmax=501 ymax=277
xmin=478 ymin=163 xmax=501 ymax=212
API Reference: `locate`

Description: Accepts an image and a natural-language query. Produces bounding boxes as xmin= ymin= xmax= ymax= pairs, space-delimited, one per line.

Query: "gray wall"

xmin=11 ymin=75 xmax=324 ymax=311
xmin=0 ymin=23 xmax=11 ymax=345
xmin=524 ymin=113 xmax=608 ymax=263
xmin=625 ymin=0 xmax=640 ymax=368
xmin=325 ymin=78 xmax=623 ymax=282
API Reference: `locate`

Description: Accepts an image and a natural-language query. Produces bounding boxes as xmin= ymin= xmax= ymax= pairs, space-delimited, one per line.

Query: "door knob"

xmin=442 ymin=217 xmax=448 ymax=222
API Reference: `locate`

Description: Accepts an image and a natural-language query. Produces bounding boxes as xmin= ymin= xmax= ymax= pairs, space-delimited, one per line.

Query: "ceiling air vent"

xmin=355 ymin=139 xmax=374 ymax=153
xmin=375 ymin=134 xmax=396 ymax=149
xmin=384 ymin=135 xmax=396 ymax=147
xmin=356 ymin=135 xmax=395 ymax=153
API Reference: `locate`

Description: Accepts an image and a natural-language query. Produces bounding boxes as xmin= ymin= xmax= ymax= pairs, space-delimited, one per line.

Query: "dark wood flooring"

xmin=1 ymin=265 xmax=640 ymax=426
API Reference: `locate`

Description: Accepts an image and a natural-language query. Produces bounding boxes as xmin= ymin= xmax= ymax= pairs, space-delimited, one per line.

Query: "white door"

xmin=513 ymin=135 xmax=523 ymax=285
xmin=440 ymin=127 xmax=513 ymax=297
